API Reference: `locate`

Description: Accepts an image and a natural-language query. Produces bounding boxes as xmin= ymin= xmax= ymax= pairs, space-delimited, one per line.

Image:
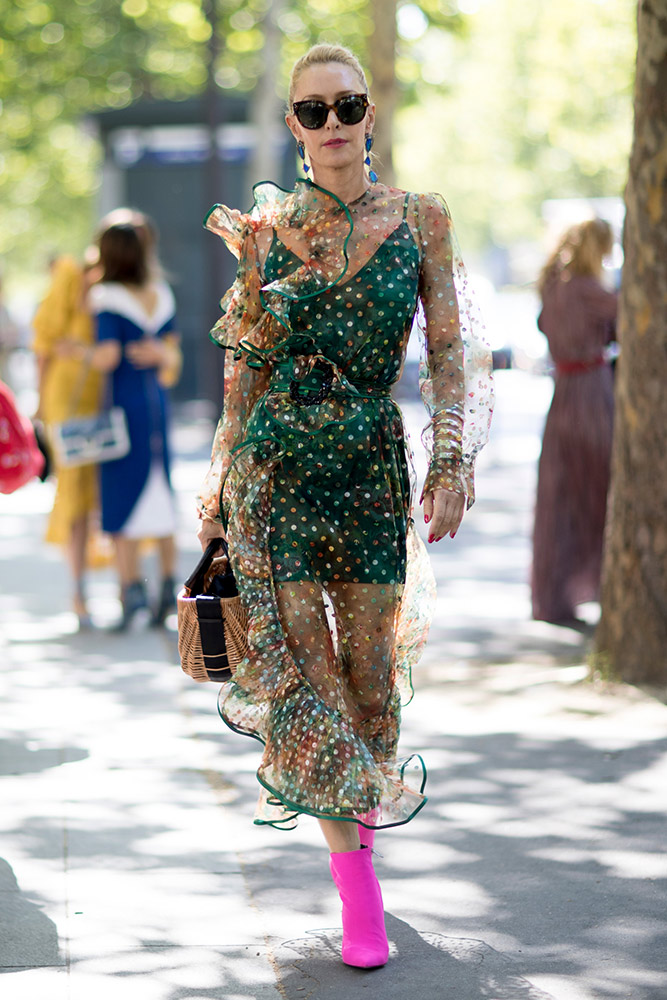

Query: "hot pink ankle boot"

xmin=358 ymin=824 xmax=375 ymax=848
xmin=357 ymin=807 xmax=379 ymax=848
xmin=329 ymin=847 xmax=389 ymax=968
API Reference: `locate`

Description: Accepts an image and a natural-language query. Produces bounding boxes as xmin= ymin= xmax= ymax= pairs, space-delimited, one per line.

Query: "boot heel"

xmin=114 ymin=581 xmax=149 ymax=632
xmin=151 ymin=576 xmax=176 ymax=627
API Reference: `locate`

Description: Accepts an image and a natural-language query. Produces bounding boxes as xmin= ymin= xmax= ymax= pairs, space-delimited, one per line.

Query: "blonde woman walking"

xmin=198 ymin=44 xmax=493 ymax=967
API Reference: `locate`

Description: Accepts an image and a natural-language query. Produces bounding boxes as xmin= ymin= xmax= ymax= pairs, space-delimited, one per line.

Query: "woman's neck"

xmin=309 ymin=163 xmax=370 ymax=206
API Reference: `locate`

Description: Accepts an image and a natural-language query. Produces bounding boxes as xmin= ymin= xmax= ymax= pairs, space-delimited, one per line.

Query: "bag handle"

xmin=184 ymin=537 xmax=228 ymax=596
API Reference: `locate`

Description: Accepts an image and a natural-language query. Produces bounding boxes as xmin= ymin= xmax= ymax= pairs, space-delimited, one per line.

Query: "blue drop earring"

xmin=365 ymin=134 xmax=378 ymax=183
xmin=297 ymin=140 xmax=310 ymax=176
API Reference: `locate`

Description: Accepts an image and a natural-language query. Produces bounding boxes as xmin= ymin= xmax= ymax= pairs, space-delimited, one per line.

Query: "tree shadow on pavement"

xmin=276 ymin=916 xmax=555 ymax=1000
xmin=0 ymin=859 xmax=62 ymax=969
xmin=233 ymin=729 xmax=667 ymax=1000
xmin=0 ymin=737 xmax=88 ymax=776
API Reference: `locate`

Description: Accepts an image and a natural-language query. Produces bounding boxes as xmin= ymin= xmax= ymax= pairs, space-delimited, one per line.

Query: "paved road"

xmin=1 ymin=370 xmax=666 ymax=1000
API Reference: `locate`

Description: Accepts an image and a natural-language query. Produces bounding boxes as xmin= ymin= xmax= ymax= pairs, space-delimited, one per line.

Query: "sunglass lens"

xmin=337 ymin=96 xmax=367 ymax=125
xmin=296 ymin=102 xmax=327 ymax=129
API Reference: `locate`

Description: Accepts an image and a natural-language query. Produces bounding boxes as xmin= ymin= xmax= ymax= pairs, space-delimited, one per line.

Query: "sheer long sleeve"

xmin=413 ymin=193 xmax=494 ymax=507
xmin=197 ymin=213 xmax=269 ymax=523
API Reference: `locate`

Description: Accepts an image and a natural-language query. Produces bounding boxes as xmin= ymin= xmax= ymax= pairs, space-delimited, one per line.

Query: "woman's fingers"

xmin=423 ymin=491 xmax=434 ymax=526
xmin=196 ymin=517 xmax=226 ymax=551
xmin=54 ymin=338 xmax=78 ymax=358
xmin=425 ymin=489 xmax=465 ymax=542
xmin=126 ymin=340 xmax=165 ymax=367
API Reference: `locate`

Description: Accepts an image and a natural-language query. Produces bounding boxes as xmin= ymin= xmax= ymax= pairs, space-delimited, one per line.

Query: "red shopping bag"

xmin=0 ymin=380 xmax=44 ymax=494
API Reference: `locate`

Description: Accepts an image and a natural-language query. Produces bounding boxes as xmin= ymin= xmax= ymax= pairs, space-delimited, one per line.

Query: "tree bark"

xmin=248 ymin=0 xmax=286 ymax=189
xmin=595 ymin=0 xmax=667 ymax=683
xmin=368 ymin=0 xmax=397 ymax=185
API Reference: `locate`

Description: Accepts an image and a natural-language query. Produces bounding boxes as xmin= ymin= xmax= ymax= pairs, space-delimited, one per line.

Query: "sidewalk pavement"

xmin=1 ymin=370 xmax=666 ymax=1000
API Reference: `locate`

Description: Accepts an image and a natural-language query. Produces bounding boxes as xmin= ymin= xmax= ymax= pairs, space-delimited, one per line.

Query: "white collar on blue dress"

xmin=88 ymin=281 xmax=175 ymax=335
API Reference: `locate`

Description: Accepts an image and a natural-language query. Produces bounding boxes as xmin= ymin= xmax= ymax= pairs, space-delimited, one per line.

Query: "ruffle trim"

xmin=217 ymin=680 xmax=428 ymax=832
xmin=205 ymin=180 xmax=355 ymax=332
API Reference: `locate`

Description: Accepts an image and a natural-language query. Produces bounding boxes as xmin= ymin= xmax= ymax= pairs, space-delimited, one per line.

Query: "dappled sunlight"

xmin=2 ymin=366 xmax=666 ymax=998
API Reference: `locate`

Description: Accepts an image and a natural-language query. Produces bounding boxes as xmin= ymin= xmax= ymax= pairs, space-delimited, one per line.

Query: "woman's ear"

xmin=285 ymin=113 xmax=299 ymax=143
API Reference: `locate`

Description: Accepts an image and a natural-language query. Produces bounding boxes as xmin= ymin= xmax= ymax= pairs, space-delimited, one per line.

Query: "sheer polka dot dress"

xmin=199 ymin=180 xmax=493 ymax=830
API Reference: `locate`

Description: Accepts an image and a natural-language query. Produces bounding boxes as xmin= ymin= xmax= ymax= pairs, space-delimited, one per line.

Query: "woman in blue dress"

xmin=87 ymin=214 xmax=182 ymax=628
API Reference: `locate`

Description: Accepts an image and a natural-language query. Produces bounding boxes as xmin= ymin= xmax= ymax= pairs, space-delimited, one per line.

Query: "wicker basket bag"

xmin=177 ymin=538 xmax=249 ymax=683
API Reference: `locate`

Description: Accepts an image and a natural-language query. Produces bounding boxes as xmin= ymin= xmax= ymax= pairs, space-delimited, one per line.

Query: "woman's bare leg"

xmin=318 ymin=818 xmax=361 ymax=853
xmin=67 ymin=514 xmax=89 ymax=615
xmin=275 ymin=581 xmax=362 ymax=853
xmin=156 ymin=534 xmax=176 ymax=577
xmin=114 ymin=536 xmax=140 ymax=587
xmin=334 ymin=582 xmax=395 ymax=726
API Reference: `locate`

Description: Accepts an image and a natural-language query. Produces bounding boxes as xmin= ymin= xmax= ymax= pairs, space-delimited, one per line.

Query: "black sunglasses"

xmin=292 ymin=93 xmax=369 ymax=130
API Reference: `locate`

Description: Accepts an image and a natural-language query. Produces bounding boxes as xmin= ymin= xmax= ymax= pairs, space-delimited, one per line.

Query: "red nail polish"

xmin=424 ymin=515 xmax=430 ymax=523
xmin=428 ymin=535 xmax=433 ymax=543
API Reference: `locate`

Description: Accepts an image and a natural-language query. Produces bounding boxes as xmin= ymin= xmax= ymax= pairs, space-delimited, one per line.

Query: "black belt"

xmin=269 ymin=363 xmax=392 ymax=407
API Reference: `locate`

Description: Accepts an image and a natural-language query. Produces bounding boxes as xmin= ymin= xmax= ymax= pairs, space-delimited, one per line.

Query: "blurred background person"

xmin=0 ymin=274 xmax=22 ymax=389
xmin=32 ymin=253 xmax=103 ymax=628
xmin=531 ymin=218 xmax=618 ymax=626
xmin=86 ymin=212 xmax=182 ymax=630
xmin=0 ymin=378 xmax=45 ymax=495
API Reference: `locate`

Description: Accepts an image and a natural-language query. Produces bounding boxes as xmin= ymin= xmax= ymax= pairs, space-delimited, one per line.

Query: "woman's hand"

xmin=423 ymin=488 xmax=465 ymax=542
xmin=53 ymin=338 xmax=122 ymax=373
xmin=197 ymin=515 xmax=227 ymax=552
xmin=157 ymin=334 xmax=182 ymax=388
xmin=55 ymin=338 xmax=88 ymax=361
xmin=125 ymin=338 xmax=168 ymax=369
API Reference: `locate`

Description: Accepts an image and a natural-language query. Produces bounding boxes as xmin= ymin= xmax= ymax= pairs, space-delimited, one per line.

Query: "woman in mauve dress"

xmin=532 ymin=218 xmax=618 ymax=626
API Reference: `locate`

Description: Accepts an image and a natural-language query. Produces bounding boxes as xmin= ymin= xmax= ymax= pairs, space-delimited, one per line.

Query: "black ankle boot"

xmin=151 ymin=576 xmax=176 ymax=627
xmin=114 ymin=580 xmax=149 ymax=632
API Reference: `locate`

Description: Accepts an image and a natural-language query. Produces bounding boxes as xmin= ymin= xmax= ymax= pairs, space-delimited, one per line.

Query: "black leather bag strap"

xmin=184 ymin=537 xmax=228 ymax=596
xmin=195 ymin=594 xmax=233 ymax=680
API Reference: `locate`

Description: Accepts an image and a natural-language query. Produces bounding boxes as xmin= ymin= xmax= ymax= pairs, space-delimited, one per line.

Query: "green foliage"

xmin=0 ymin=0 xmax=210 ymax=277
xmin=395 ymin=0 xmax=636 ymax=259
xmin=0 ymin=0 xmax=637 ymax=293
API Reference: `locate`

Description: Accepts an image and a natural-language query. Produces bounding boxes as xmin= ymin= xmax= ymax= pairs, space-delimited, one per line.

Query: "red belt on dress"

xmin=554 ymin=355 xmax=606 ymax=375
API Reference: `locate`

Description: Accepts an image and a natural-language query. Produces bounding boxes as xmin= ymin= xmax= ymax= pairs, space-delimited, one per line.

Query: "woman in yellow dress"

xmin=32 ymin=255 xmax=102 ymax=626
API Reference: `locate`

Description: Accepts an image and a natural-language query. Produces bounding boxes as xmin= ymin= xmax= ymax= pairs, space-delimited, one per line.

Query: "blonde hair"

xmin=538 ymin=218 xmax=613 ymax=296
xmin=288 ymin=44 xmax=369 ymax=110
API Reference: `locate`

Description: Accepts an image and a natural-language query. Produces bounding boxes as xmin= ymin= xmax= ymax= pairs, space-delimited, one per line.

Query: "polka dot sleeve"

xmin=197 ymin=214 xmax=270 ymax=523
xmin=413 ymin=193 xmax=494 ymax=507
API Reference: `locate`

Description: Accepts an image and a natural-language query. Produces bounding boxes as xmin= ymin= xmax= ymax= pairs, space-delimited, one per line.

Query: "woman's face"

xmin=286 ymin=61 xmax=374 ymax=179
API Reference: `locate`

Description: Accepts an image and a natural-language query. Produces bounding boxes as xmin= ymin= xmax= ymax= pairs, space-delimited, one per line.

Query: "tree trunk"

xmin=203 ymin=0 xmax=226 ymax=405
xmin=595 ymin=0 xmax=667 ymax=683
xmin=368 ymin=0 xmax=397 ymax=185
xmin=248 ymin=0 xmax=286 ymax=190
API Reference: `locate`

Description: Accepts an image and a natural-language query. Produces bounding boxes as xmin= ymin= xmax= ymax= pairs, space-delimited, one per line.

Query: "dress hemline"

xmin=216 ymin=688 xmax=428 ymax=832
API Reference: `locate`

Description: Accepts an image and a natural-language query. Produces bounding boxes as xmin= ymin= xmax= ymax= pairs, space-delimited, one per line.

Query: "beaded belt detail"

xmin=232 ymin=334 xmax=392 ymax=406
xmin=269 ymin=363 xmax=391 ymax=406
xmin=288 ymin=358 xmax=335 ymax=406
